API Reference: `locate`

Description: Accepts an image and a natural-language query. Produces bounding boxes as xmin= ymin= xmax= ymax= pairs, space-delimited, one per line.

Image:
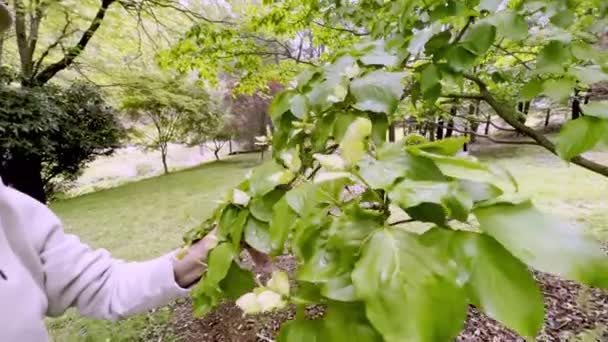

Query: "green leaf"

xmin=350 ymin=71 xmax=406 ymax=114
xmin=571 ymin=41 xmax=597 ymax=61
xmin=420 ymin=64 xmax=441 ymax=94
xmin=408 ymin=23 xmax=441 ymax=55
xmin=321 ymin=274 xmax=357 ymax=302
xmin=323 ymin=303 xmax=382 ymax=341
xmin=474 ymin=202 xmax=608 ymax=288
xmin=352 ymin=230 xmax=467 ymax=342
xmin=359 ymin=40 xmax=399 ymax=67
xmin=270 ymin=90 xmax=295 ymax=121
xmin=479 ymin=0 xmax=502 ymax=12
xmin=269 ymin=197 xmax=296 ymax=254
xmin=389 ymin=180 xmax=472 ymax=223
xmin=244 ymin=216 xmax=273 ymax=254
xmin=424 ymin=31 xmax=452 ymax=55
xmin=447 ymin=45 xmax=478 ymax=72
xmin=249 ymin=161 xmax=294 ymax=196
xmin=424 ymin=229 xmax=544 ymax=338
xmin=542 ymin=78 xmax=575 ymax=102
xmin=219 ymin=262 xmax=256 ymax=299
xmin=569 ymin=66 xmax=608 ymax=86
xmin=250 ymin=189 xmax=285 ymax=222
xmin=277 ymin=319 xmax=324 ymax=342
xmin=462 ymin=23 xmax=497 ymax=56
xmin=488 ymin=10 xmax=528 ymax=41
xmin=333 ymin=112 xmax=358 ymax=143
xmin=218 ymin=205 xmax=249 ymax=247
xmin=536 ymin=41 xmax=572 ymax=74
xmin=408 ymin=136 xmax=468 ymax=156
xmin=370 ymin=114 xmax=389 ymax=146
xmin=358 ymin=143 xmax=445 ymax=189
xmin=521 ymin=79 xmax=543 ymax=100
xmin=192 ymin=243 xmax=235 ymax=316
xmin=582 ymin=101 xmax=608 ymax=119
xmin=550 ymin=10 xmax=575 ymax=28
xmin=290 ymin=94 xmax=310 ymax=119
xmin=340 ymin=117 xmax=372 ymax=166
xmin=556 ymin=116 xmax=604 ymax=160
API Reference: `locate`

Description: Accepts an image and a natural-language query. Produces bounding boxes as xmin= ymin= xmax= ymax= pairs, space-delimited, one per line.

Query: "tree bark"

xmin=388 ymin=122 xmax=396 ymax=142
xmin=484 ymin=115 xmax=491 ymax=135
xmin=445 ymin=107 xmax=456 ymax=138
xmin=32 ymin=0 xmax=116 ymax=85
xmin=469 ymin=74 xmax=608 ymax=178
xmin=436 ymin=119 xmax=444 ymax=140
xmin=1 ymin=154 xmax=47 ymax=203
xmin=572 ymin=97 xmax=582 ymax=120
xmin=160 ymin=144 xmax=169 ymax=175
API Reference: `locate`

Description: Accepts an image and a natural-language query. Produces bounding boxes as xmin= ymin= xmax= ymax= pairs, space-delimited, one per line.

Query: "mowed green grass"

xmin=48 ymin=154 xmax=262 ymax=342
xmin=46 ymin=146 xmax=608 ymax=341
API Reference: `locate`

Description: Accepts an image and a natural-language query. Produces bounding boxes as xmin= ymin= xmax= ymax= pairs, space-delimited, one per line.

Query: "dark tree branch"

xmin=452 ymin=16 xmax=474 ymax=44
xmin=493 ymin=44 xmax=532 ymax=70
xmin=441 ymin=93 xmax=484 ymax=100
xmin=312 ymin=21 xmax=370 ymax=36
xmin=463 ymin=74 xmax=608 ymax=178
xmin=434 ymin=123 xmax=537 ymax=145
xmin=32 ymin=0 xmax=116 ymax=86
xmin=389 ymin=219 xmax=415 ymax=226
xmin=32 ymin=11 xmax=75 ymax=75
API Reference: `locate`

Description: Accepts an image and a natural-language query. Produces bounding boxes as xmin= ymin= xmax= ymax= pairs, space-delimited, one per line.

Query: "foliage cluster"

xmin=177 ymin=1 xmax=608 ymax=341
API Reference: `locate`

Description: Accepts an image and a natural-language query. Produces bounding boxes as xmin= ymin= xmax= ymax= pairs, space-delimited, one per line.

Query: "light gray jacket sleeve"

xmin=35 ymin=199 xmax=189 ymax=319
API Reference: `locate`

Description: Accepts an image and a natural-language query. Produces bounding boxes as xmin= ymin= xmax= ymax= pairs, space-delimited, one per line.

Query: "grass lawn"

xmin=46 ymin=145 xmax=608 ymax=341
xmin=47 ymin=153 xmax=262 ymax=342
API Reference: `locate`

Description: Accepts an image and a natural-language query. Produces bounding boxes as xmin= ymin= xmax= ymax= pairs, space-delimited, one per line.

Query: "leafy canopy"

xmin=177 ymin=1 xmax=608 ymax=341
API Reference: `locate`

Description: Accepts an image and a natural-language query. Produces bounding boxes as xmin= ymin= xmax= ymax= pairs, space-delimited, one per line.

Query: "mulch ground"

xmin=171 ymin=256 xmax=608 ymax=342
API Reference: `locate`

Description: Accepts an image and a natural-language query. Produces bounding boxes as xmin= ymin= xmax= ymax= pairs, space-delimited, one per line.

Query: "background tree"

xmin=0 ymin=80 xmax=124 ymax=202
xmin=0 ymin=0 xmax=222 ymax=200
xmin=122 ymin=75 xmax=212 ymax=174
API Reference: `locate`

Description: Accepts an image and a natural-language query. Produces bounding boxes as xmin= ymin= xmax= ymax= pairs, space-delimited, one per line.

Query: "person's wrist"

xmin=172 ymin=231 xmax=217 ymax=288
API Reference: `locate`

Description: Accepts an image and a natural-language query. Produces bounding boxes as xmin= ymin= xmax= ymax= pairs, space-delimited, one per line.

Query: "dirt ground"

xmin=170 ymin=256 xmax=608 ymax=342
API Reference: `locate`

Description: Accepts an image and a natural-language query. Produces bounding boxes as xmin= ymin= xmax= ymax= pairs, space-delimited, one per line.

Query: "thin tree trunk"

xmin=229 ymin=140 xmax=233 ymax=154
xmin=544 ymin=108 xmax=551 ymax=127
xmin=484 ymin=115 xmax=491 ymax=135
xmin=445 ymin=107 xmax=456 ymax=138
xmin=572 ymin=97 xmax=581 ymax=120
xmin=388 ymin=122 xmax=396 ymax=142
xmin=161 ymin=145 xmax=169 ymax=174
xmin=436 ymin=119 xmax=444 ymax=140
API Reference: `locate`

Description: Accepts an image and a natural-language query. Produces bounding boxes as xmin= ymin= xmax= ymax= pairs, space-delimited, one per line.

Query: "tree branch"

xmin=32 ymin=0 xmax=116 ymax=86
xmin=435 ymin=123 xmax=537 ymax=145
xmin=312 ymin=21 xmax=370 ymax=36
xmin=441 ymin=93 xmax=484 ymax=100
xmin=493 ymin=44 xmax=532 ymax=70
xmin=464 ymin=74 xmax=608 ymax=178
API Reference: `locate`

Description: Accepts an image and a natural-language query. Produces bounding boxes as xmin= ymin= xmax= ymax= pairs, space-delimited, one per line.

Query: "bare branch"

xmin=312 ymin=21 xmax=370 ymax=36
xmin=493 ymin=44 xmax=532 ymax=70
xmin=435 ymin=123 xmax=538 ymax=145
xmin=441 ymin=93 xmax=484 ymax=100
xmin=33 ymin=0 xmax=116 ymax=85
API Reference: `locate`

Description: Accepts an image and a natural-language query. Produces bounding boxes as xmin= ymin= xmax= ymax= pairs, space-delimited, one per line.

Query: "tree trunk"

xmin=229 ymin=140 xmax=233 ymax=154
xmin=572 ymin=97 xmax=582 ymax=120
xmin=445 ymin=107 xmax=456 ymax=138
xmin=160 ymin=145 xmax=169 ymax=175
xmin=436 ymin=119 xmax=444 ymax=140
xmin=388 ymin=122 xmax=396 ymax=142
xmin=468 ymin=102 xmax=480 ymax=143
xmin=1 ymin=154 xmax=47 ymax=203
xmin=544 ymin=108 xmax=551 ymax=127
xmin=484 ymin=115 xmax=491 ymax=135
xmin=214 ymin=149 xmax=220 ymax=161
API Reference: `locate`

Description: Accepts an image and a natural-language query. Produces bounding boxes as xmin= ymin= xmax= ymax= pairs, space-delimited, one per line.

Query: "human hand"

xmin=172 ymin=229 xmax=218 ymax=288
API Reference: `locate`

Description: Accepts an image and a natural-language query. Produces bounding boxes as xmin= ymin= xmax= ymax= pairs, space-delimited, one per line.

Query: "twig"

xmin=434 ymin=123 xmax=538 ymax=145
xmin=493 ymin=44 xmax=532 ymax=70
xmin=389 ymin=219 xmax=415 ymax=226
